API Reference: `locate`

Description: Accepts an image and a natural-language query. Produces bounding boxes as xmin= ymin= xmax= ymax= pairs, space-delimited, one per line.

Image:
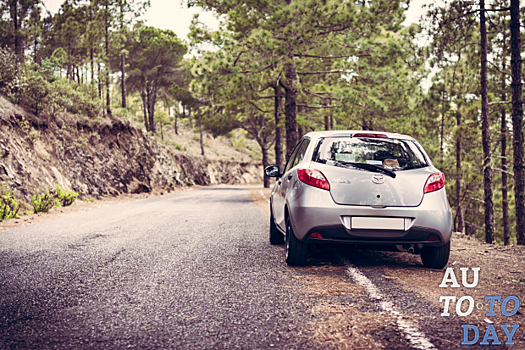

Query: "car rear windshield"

xmin=313 ymin=136 xmax=429 ymax=171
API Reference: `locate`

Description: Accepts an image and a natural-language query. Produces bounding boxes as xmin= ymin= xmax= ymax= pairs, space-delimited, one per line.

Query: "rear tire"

xmin=269 ymin=208 xmax=284 ymax=245
xmin=285 ymin=216 xmax=308 ymax=266
xmin=421 ymin=241 xmax=450 ymax=269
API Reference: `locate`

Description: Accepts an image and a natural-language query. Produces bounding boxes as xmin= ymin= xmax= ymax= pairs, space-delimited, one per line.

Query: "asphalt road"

xmin=0 ymin=186 xmax=322 ymax=349
xmin=2 ymin=185 xmax=518 ymax=350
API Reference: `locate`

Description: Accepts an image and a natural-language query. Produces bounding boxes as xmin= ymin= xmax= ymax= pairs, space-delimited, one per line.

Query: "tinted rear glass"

xmin=313 ymin=136 xmax=429 ymax=170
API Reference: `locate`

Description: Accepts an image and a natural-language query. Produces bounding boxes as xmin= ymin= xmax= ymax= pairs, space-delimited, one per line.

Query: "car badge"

xmin=372 ymin=174 xmax=385 ymax=184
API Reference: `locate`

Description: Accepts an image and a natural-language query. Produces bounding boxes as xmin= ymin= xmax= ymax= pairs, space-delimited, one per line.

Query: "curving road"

xmin=0 ymin=186 xmax=321 ymax=349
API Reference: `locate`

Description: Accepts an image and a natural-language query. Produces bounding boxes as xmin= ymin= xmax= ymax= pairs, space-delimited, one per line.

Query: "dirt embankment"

xmin=0 ymin=97 xmax=262 ymax=207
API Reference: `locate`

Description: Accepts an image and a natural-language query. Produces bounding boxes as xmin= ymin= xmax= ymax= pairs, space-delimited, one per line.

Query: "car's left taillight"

xmin=423 ymin=172 xmax=445 ymax=193
xmin=297 ymin=168 xmax=330 ymax=191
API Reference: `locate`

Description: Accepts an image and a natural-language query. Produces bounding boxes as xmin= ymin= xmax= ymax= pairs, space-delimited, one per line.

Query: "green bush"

xmin=10 ymin=58 xmax=103 ymax=119
xmin=0 ymin=47 xmax=22 ymax=100
xmin=233 ymin=137 xmax=247 ymax=151
xmin=43 ymin=78 xmax=102 ymax=118
xmin=0 ymin=184 xmax=20 ymax=220
xmin=19 ymin=73 xmax=50 ymax=116
xmin=55 ymin=185 xmax=78 ymax=206
xmin=31 ymin=189 xmax=57 ymax=213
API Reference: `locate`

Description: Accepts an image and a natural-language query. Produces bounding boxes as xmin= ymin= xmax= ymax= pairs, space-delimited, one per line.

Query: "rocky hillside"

xmin=0 ymin=97 xmax=262 ymax=206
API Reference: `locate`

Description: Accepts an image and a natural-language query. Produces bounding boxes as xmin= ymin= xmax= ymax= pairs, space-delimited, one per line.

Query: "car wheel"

xmin=285 ymin=216 xmax=308 ymax=266
xmin=420 ymin=241 xmax=450 ymax=269
xmin=269 ymin=207 xmax=284 ymax=245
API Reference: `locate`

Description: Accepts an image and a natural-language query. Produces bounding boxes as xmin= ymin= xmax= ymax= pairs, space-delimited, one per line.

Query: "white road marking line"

xmin=259 ymin=189 xmax=270 ymax=203
xmin=342 ymin=259 xmax=436 ymax=350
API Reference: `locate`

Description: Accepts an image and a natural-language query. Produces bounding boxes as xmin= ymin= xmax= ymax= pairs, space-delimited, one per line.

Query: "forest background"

xmin=1 ymin=0 xmax=525 ymax=247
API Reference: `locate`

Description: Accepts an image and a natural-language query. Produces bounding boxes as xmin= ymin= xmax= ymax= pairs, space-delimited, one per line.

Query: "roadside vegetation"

xmin=0 ymin=183 xmax=78 ymax=218
xmin=0 ymin=184 xmax=20 ymax=220
xmin=31 ymin=186 xmax=78 ymax=214
xmin=0 ymin=0 xmax=524 ymax=246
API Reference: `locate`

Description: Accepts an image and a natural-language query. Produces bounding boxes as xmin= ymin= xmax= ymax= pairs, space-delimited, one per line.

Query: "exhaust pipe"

xmin=407 ymin=246 xmax=415 ymax=254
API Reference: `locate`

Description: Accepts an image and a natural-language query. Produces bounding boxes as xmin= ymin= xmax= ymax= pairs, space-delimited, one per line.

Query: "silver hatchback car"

xmin=265 ymin=131 xmax=453 ymax=268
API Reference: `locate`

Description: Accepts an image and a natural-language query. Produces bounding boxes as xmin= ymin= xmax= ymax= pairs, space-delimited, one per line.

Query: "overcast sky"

xmin=41 ymin=0 xmax=434 ymax=43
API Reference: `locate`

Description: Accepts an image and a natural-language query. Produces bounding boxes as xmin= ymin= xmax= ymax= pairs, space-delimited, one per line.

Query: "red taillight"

xmin=353 ymin=133 xmax=388 ymax=138
xmin=429 ymin=235 xmax=440 ymax=241
xmin=297 ymin=168 xmax=330 ymax=191
xmin=310 ymin=232 xmax=323 ymax=239
xmin=423 ymin=173 xmax=445 ymax=193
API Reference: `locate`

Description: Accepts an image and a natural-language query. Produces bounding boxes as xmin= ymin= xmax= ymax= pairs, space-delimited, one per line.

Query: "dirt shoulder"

xmin=250 ymin=187 xmax=525 ymax=349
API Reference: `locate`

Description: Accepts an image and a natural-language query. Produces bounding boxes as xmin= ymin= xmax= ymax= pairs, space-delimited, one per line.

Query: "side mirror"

xmin=264 ymin=165 xmax=281 ymax=178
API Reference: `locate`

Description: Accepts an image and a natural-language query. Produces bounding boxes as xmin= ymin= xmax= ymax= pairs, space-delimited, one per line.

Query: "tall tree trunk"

xmin=500 ymin=53 xmax=510 ymax=245
xmin=501 ymin=93 xmax=510 ymax=245
xmin=148 ymin=88 xmax=156 ymax=133
xmin=89 ymin=5 xmax=95 ymax=86
xmin=297 ymin=125 xmax=304 ymax=141
xmin=510 ymin=0 xmax=525 ymax=245
xmin=261 ymin=140 xmax=270 ymax=188
xmin=440 ymin=90 xmax=446 ymax=165
xmin=456 ymin=110 xmax=464 ymax=233
xmin=480 ymin=0 xmax=494 ymax=244
xmin=120 ymin=52 xmax=126 ymax=108
xmin=188 ymin=107 xmax=193 ymax=128
xmin=146 ymin=82 xmax=158 ymax=134
xmin=273 ymin=85 xmax=284 ymax=172
xmin=120 ymin=3 xmax=126 ymax=108
xmin=90 ymin=48 xmax=95 ymax=85
xmin=97 ymin=62 xmax=102 ymax=98
xmin=10 ymin=0 xmax=20 ymax=73
xmin=324 ymin=116 xmax=329 ymax=131
xmin=198 ymin=118 xmax=204 ymax=156
xmin=284 ymin=54 xmax=297 ymax=161
xmin=105 ymin=2 xmax=111 ymax=116
xmin=174 ymin=114 xmax=178 ymax=135
xmin=253 ymin=114 xmax=270 ymax=188
xmin=67 ymin=44 xmax=72 ymax=81
xmin=329 ymin=98 xmax=334 ymax=130
xmin=33 ymin=27 xmax=37 ymax=63
xmin=140 ymin=89 xmax=149 ymax=131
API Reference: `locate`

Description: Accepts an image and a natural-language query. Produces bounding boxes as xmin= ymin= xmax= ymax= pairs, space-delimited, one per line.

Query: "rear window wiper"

xmin=335 ymin=161 xmax=396 ymax=178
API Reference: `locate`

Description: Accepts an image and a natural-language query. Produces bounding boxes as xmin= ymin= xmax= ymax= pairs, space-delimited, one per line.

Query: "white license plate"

xmin=351 ymin=217 xmax=405 ymax=230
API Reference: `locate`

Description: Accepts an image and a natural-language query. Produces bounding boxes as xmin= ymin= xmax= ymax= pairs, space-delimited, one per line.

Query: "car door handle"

xmin=287 ymin=174 xmax=293 ymax=181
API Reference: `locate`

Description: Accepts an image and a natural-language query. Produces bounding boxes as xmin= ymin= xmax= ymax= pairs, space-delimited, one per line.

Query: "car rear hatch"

xmin=314 ymin=164 xmax=434 ymax=207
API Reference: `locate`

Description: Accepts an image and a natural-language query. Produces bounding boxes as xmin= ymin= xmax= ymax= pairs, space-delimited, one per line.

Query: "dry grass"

xmin=382 ymin=234 xmax=525 ymax=347
xmin=309 ymin=301 xmax=391 ymax=350
xmin=300 ymin=267 xmax=389 ymax=349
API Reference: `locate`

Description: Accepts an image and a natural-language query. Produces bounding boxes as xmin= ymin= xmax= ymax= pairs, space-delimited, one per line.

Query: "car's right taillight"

xmin=297 ymin=168 xmax=330 ymax=191
xmin=423 ymin=172 xmax=445 ymax=193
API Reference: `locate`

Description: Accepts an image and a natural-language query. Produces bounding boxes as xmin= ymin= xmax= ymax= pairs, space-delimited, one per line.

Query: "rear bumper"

xmin=304 ymin=225 xmax=444 ymax=246
xmin=287 ymin=181 xmax=453 ymax=246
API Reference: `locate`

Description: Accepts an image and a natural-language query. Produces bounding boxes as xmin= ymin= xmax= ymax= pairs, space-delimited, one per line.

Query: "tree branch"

xmin=297 ymin=103 xmax=336 ymax=109
xmin=297 ymin=70 xmax=344 ymax=75
xmin=249 ymin=101 xmax=271 ymax=113
xmin=303 ymin=89 xmax=343 ymax=100
xmin=256 ymin=95 xmax=277 ymax=99
xmin=488 ymin=100 xmax=511 ymax=106
xmin=294 ymin=53 xmax=370 ymax=59
xmin=488 ymin=60 xmax=510 ymax=76
xmin=237 ymin=62 xmax=277 ymax=74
